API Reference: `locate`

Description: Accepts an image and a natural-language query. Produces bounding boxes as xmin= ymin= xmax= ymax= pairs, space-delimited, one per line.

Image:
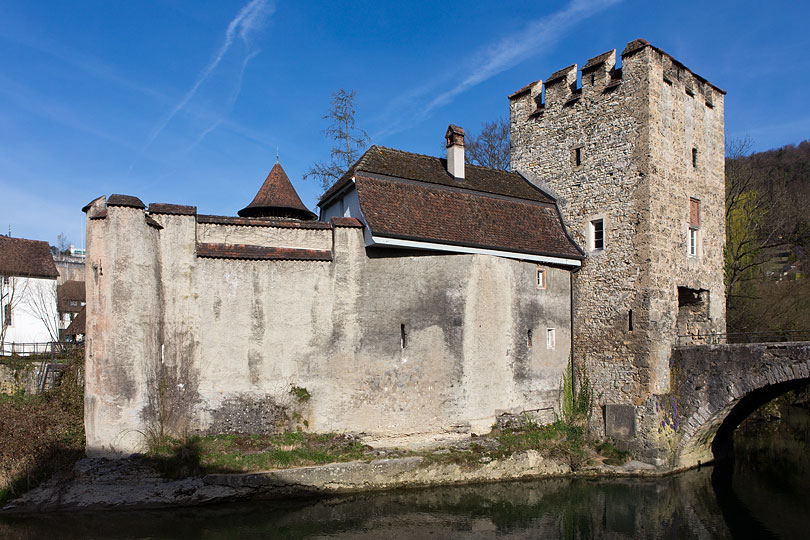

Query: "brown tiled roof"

xmin=198 ymin=215 xmax=331 ymax=229
xmin=331 ymin=217 xmax=363 ymax=228
xmin=238 ymin=162 xmax=317 ymax=220
xmin=582 ymin=49 xmax=616 ymax=72
xmin=0 ymin=236 xmax=59 ymax=279
xmin=82 ymin=196 xmax=106 ymax=213
xmin=57 ymin=281 xmax=85 ymax=312
xmin=546 ymin=64 xmax=576 ymax=85
xmin=106 ymin=194 xmax=146 ymax=209
xmin=508 ymin=79 xmax=541 ymax=100
xmin=319 ymin=146 xmax=555 ymax=206
xmin=354 ymin=176 xmax=583 ymax=260
xmin=196 ymin=243 xmax=332 ymax=261
xmin=149 ymin=203 xmax=197 ymax=215
xmin=65 ymin=306 xmax=85 ymax=336
xmin=145 ymin=216 xmax=163 ymax=230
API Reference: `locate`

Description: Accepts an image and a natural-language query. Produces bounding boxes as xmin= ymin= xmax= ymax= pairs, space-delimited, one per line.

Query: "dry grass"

xmin=0 ymin=348 xmax=85 ymax=504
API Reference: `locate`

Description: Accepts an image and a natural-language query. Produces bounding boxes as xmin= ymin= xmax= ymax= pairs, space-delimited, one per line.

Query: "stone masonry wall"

xmin=510 ymin=41 xmax=726 ymax=440
xmin=84 ymin=198 xmax=162 ymax=455
xmin=84 ymin=198 xmax=573 ymax=455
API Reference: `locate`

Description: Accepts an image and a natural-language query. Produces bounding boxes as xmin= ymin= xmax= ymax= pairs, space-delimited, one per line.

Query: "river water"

xmin=2 ymin=403 xmax=808 ymax=539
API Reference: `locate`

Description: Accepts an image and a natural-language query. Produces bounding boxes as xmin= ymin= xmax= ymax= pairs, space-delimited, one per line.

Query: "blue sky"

xmin=1 ymin=0 xmax=808 ymax=246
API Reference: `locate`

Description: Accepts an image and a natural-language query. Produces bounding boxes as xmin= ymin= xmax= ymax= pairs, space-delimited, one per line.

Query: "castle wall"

xmin=84 ymin=199 xmax=573 ymax=454
xmin=510 ymin=41 xmax=726 ymax=445
xmin=84 ymin=198 xmax=162 ymax=455
xmin=196 ymin=220 xmax=331 ymax=250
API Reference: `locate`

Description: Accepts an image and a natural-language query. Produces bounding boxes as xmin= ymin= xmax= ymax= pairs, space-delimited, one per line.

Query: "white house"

xmin=0 ymin=235 xmax=60 ymax=353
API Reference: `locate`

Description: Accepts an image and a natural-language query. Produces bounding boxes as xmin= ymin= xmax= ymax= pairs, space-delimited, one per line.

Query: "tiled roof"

xmin=198 ymin=215 xmax=331 ymax=229
xmin=354 ymin=176 xmax=583 ymax=260
xmin=508 ymin=79 xmax=541 ymax=100
xmin=318 ymin=145 xmax=582 ymax=262
xmin=65 ymin=306 xmax=85 ymax=336
xmin=196 ymin=243 xmax=332 ymax=261
xmin=330 ymin=217 xmax=364 ymax=228
xmin=238 ymin=162 xmax=317 ymax=220
xmin=546 ymin=64 xmax=576 ymax=85
xmin=149 ymin=203 xmax=197 ymax=215
xmin=582 ymin=49 xmax=616 ymax=72
xmin=0 ymin=236 xmax=59 ymax=279
xmin=106 ymin=194 xmax=146 ymax=209
xmin=319 ymin=145 xmax=555 ymax=205
xmin=57 ymin=281 xmax=86 ymax=312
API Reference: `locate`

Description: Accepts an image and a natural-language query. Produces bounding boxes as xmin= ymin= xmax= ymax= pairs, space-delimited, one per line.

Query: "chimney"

xmin=445 ymin=124 xmax=465 ymax=179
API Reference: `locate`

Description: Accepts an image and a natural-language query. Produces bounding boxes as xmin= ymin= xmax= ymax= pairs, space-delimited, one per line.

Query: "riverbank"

xmin=0 ymin=350 xmax=84 ymax=505
xmin=1 ymin=448 xmax=659 ymax=514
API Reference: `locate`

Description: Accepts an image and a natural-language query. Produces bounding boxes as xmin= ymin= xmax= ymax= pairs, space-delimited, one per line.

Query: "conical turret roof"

xmin=238 ymin=162 xmax=316 ymax=220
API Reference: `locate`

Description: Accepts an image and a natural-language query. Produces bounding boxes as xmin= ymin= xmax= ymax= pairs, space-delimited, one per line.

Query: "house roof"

xmin=319 ymin=145 xmax=582 ymax=262
xmin=319 ymin=145 xmax=555 ymax=205
xmin=57 ymin=280 xmax=86 ymax=312
xmin=238 ymin=162 xmax=317 ymax=221
xmin=65 ymin=306 xmax=85 ymax=336
xmin=0 ymin=236 xmax=59 ymax=279
xmin=196 ymin=243 xmax=332 ymax=262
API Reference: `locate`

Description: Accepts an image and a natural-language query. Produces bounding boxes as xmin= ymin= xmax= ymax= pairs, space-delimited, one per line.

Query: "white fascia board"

xmin=368 ymin=235 xmax=582 ymax=267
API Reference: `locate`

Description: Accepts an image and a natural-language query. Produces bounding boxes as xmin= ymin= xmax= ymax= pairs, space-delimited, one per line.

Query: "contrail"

xmin=141 ymin=0 xmax=273 ymax=151
xmin=424 ymin=0 xmax=622 ymax=114
xmin=191 ymin=49 xmax=261 ymax=149
xmin=374 ymin=0 xmax=622 ymax=138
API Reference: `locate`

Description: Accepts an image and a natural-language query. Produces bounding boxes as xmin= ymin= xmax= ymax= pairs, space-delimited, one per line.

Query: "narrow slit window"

xmin=692 ymin=147 xmax=698 ymax=168
xmin=536 ymin=268 xmax=547 ymax=290
xmin=628 ymin=309 xmax=634 ymax=331
xmin=400 ymin=324 xmax=407 ymax=349
xmin=689 ymin=228 xmax=698 ymax=257
xmin=575 ymin=147 xmax=582 ymax=166
xmin=689 ymin=197 xmax=700 ymax=258
xmin=527 ymin=329 xmax=533 ymax=348
xmin=546 ymin=328 xmax=555 ymax=350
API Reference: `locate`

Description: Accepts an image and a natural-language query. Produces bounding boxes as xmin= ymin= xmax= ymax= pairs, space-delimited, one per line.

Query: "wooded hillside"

xmin=725 ymin=138 xmax=810 ymax=333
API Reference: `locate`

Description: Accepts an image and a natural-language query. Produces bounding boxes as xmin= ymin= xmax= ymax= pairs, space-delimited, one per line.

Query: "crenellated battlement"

xmin=510 ymin=40 xmax=727 ymax=447
xmin=509 ymin=39 xmax=724 ymax=119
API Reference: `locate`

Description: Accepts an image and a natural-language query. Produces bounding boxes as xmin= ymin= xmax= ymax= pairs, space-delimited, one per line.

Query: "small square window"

xmin=546 ymin=328 xmax=555 ymax=350
xmin=536 ymin=268 xmax=547 ymax=290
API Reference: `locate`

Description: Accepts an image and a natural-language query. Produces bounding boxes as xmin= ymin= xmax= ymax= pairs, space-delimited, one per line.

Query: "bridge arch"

xmin=667 ymin=343 xmax=810 ymax=469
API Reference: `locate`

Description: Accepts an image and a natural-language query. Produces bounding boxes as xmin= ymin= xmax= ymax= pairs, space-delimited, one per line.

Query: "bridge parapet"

xmin=676 ymin=329 xmax=810 ymax=346
xmin=640 ymin=342 xmax=810 ymax=469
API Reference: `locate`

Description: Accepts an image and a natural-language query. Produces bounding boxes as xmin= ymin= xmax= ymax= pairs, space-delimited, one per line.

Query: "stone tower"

xmin=510 ymin=40 xmax=726 ymax=440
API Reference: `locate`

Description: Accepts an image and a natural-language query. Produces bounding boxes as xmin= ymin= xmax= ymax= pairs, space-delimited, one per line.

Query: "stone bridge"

xmin=659 ymin=342 xmax=810 ymax=469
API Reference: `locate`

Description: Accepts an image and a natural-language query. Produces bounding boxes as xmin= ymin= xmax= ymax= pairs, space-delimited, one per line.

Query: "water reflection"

xmin=1 ymin=404 xmax=807 ymax=539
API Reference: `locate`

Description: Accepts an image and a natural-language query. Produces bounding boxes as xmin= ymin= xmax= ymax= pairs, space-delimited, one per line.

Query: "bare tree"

xmin=1 ymin=275 xmax=28 ymax=352
xmin=304 ymin=88 xmax=370 ymax=190
xmin=465 ymin=118 xmax=510 ymax=170
xmin=19 ymin=279 xmax=60 ymax=343
xmin=56 ymin=233 xmax=69 ymax=255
